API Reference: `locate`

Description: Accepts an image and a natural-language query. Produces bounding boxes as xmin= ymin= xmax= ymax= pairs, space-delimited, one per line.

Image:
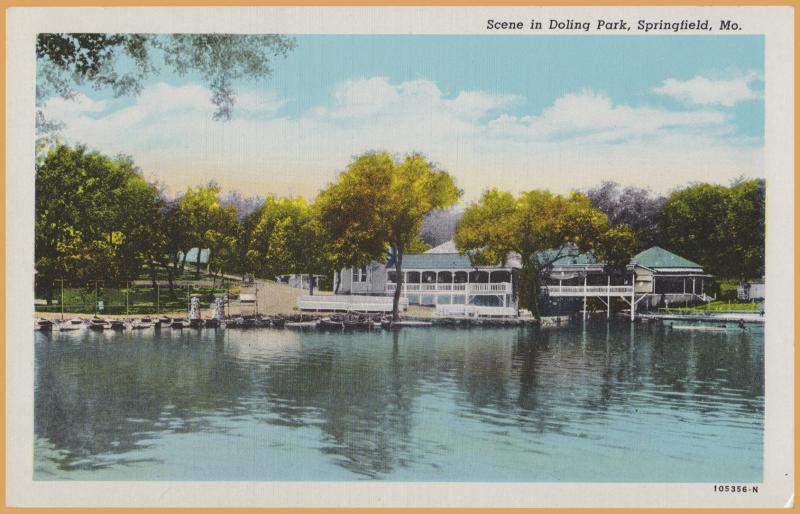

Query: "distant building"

xmin=276 ymin=273 xmax=326 ymax=290
xmin=737 ymin=279 xmax=765 ymax=301
xmin=178 ymin=248 xmax=211 ymax=265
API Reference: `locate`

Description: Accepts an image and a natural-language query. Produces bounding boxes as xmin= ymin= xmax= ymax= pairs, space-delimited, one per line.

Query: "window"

xmin=360 ymin=266 xmax=367 ymax=282
xmin=422 ymin=271 xmax=436 ymax=283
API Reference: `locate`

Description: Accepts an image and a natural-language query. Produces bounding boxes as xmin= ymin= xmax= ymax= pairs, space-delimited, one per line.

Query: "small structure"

xmin=189 ymin=295 xmax=201 ymax=320
xmin=298 ymin=295 xmax=408 ymax=313
xmin=628 ymin=246 xmax=711 ymax=308
xmin=238 ymin=293 xmax=258 ymax=315
xmin=737 ymin=279 xmax=765 ymax=301
xmin=179 ymin=248 xmax=211 ymax=267
xmin=212 ymin=294 xmax=227 ymax=320
xmin=276 ymin=273 xmax=326 ymax=290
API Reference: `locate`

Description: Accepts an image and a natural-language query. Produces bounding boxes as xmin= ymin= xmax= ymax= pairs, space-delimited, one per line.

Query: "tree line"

xmin=35 ymin=143 xmax=765 ymax=319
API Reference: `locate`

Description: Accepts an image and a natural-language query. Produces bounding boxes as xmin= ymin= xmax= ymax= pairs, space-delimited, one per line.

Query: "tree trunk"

xmin=166 ymin=266 xmax=176 ymax=298
xmin=195 ymin=249 xmax=202 ymax=279
xmin=392 ymin=248 xmax=403 ymax=322
xmin=334 ymin=270 xmax=341 ymax=294
xmin=149 ymin=259 xmax=158 ymax=290
xmin=309 ymin=275 xmax=315 ymax=296
xmin=518 ymin=254 xmax=541 ymax=320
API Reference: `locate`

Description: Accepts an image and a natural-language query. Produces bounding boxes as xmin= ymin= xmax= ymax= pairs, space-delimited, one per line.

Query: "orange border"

xmin=1 ymin=1 xmax=797 ymax=513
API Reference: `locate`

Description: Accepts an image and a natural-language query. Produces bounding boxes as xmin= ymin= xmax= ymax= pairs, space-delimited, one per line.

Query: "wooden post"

xmin=630 ymin=271 xmax=636 ymax=321
xmin=582 ymin=274 xmax=587 ymax=321
xmin=57 ymin=279 xmax=65 ymax=321
xmin=607 ymin=274 xmax=611 ymax=320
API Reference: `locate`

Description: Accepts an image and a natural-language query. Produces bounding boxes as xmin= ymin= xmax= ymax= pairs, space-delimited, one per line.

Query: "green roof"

xmin=630 ymin=246 xmax=702 ymax=269
xmin=535 ymin=248 xmax=597 ymax=266
xmin=394 ymin=253 xmax=473 ymax=270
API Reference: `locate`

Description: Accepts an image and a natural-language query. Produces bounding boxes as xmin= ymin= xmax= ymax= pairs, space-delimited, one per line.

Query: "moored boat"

xmin=204 ymin=318 xmax=222 ymax=328
xmin=285 ymin=320 xmax=317 ymax=329
xmin=59 ymin=318 xmax=86 ymax=331
xmin=319 ymin=317 xmax=344 ymax=330
xmin=189 ymin=318 xmax=204 ymax=329
xmin=36 ymin=318 xmax=55 ymax=332
xmin=110 ymin=319 xmax=127 ymax=331
xmin=88 ymin=317 xmax=111 ymax=331
xmin=170 ymin=318 xmax=190 ymax=329
xmin=131 ymin=317 xmax=153 ymax=330
xmin=270 ymin=316 xmax=285 ymax=329
xmin=343 ymin=315 xmax=372 ymax=330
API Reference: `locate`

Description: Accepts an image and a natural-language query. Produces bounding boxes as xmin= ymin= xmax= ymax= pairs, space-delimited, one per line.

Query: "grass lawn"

xmin=658 ymin=300 xmax=762 ymax=313
xmin=35 ymin=285 xmax=230 ymax=315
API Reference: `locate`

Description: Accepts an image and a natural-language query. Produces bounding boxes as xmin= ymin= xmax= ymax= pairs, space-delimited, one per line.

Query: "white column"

xmin=607 ymin=274 xmax=611 ymax=319
xmin=630 ymin=271 xmax=636 ymax=321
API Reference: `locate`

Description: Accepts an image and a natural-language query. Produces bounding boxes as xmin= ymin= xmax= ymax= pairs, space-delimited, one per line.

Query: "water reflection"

xmin=35 ymin=322 xmax=764 ymax=481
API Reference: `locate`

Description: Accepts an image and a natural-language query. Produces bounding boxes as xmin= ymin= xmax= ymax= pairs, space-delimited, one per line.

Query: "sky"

xmin=42 ymin=35 xmax=765 ymax=202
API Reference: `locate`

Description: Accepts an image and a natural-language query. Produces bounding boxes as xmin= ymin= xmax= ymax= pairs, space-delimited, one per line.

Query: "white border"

xmin=5 ymin=6 xmax=795 ymax=508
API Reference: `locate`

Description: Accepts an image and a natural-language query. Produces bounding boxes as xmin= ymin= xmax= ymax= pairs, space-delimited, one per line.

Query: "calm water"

xmin=34 ymin=322 xmax=764 ymax=481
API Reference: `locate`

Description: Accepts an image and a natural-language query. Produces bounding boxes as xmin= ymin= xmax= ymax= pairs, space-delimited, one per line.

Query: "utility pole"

xmin=90 ymin=280 xmax=103 ymax=316
xmin=56 ymin=278 xmax=65 ymax=320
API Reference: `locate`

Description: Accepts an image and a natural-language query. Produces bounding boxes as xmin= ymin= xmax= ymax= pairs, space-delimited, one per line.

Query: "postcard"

xmin=4 ymin=4 xmax=795 ymax=509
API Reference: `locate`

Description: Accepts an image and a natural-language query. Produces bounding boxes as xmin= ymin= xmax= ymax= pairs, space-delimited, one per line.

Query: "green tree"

xmin=37 ymin=33 xmax=296 ymax=127
xmin=316 ymin=152 xmax=461 ymax=320
xmin=176 ymin=184 xmax=239 ymax=279
xmin=659 ymin=179 xmax=765 ymax=279
xmin=246 ymin=196 xmax=324 ymax=285
xmin=35 ymin=143 xmax=162 ymax=300
xmin=456 ymin=189 xmax=634 ymax=319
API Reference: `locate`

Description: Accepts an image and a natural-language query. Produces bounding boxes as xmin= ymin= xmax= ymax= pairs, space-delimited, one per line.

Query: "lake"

xmin=34 ymin=321 xmax=764 ymax=482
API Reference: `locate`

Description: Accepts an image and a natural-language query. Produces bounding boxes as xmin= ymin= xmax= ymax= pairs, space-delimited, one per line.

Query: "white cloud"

xmin=487 ymin=89 xmax=730 ymax=143
xmin=652 ymin=72 xmax=763 ymax=107
xmin=47 ymin=78 xmax=762 ymax=202
xmin=42 ymin=93 xmax=107 ymax=121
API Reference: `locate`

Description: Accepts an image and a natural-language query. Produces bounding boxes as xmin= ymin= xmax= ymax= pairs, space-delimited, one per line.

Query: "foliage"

xmin=456 ymin=189 xmax=637 ymax=318
xmin=176 ymin=184 xmax=239 ymax=278
xmin=35 ymin=143 xmax=163 ymax=301
xmin=586 ymin=181 xmax=666 ymax=249
xmin=659 ymin=179 xmax=765 ymax=279
xmin=315 ymin=152 xmax=461 ymax=319
xmin=36 ymin=33 xmax=297 ymax=126
xmin=245 ymin=196 xmax=324 ymax=281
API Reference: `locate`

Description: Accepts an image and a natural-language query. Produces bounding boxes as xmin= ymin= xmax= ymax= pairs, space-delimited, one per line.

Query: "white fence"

xmin=435 ymin=304 xmax=518 ymax=318
xmin=298 ymin=295 xmax=408 ymax=313
xmin=545 ymin=285 xmax=633 ymax=297
xmin=386 ymin=282 xmax=512 ymax=294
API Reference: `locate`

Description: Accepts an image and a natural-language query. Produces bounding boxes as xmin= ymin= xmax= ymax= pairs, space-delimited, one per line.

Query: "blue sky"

xmin=44 ymin=35 xmax=765 ymax=201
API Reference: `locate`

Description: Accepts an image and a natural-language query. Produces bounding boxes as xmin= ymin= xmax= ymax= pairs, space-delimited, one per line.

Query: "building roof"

xmin=179 ymin=248 xmax=210 ymax=264
xmin=630 ymin=246 xmax=702 ymax=269
xmin=424 ymin=240 xmax=459 ymax=254
xmin=397 ymin=253 xmax=474 ymax=270
xmin=536 ymin=247 xmax=598 ymax=267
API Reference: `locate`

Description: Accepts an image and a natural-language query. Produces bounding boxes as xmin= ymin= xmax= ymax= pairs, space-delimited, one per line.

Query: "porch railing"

xmin=386 ymin=282 xmax=512 ymax=295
